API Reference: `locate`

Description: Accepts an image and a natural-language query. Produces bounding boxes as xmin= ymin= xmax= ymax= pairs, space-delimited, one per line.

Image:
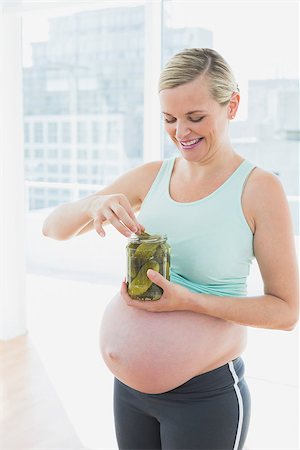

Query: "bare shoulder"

xmin=245 ymin=166 xmax=287 ymax=203
xmin=134 ymin=160 xmax=163 ymax=192
xmin=137 ymin=160 xmax=164 ymax=202
xmin=118 ymin=159 xmax=163 ymax=203
xmin=243 ymin=166 xmax=291 ymax=231
xmin=94 ymin=159 xmax=163 ymax=211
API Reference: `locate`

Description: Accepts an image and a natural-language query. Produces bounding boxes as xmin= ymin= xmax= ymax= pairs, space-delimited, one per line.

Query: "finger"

xmin=147 ymin=270 xmax=169 ymax=289
xmin=136 ymin=223 xmax=146 ymax=234
xmin=118 ymin=196 xmax=142 ymax=232
xmin=111 ymin=202 xmax=139 ymax=233
xmin=120 ymin=280 xmax=140 ymax=307
xmin=120 ymin=279 xmax=129 ymax=297
xmin=93 ymin=216 xmax=105 ymax=237
xmin=103 ymin=209 xmax=133 ymax=237
xmin=117 ymin=196 xmax=146 ymax=235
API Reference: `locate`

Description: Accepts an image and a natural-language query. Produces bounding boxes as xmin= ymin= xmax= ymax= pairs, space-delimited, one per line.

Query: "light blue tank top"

xmin=137 ymin=156 xmax=256 ymax=297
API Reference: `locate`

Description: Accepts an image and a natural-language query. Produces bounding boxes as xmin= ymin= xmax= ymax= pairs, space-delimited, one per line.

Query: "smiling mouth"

xmin=180 ymin=137 xmax=203 ymax=149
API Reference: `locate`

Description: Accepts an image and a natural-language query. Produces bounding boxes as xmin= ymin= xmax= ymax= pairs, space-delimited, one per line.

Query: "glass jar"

xmin=126 ymin=231 xmax=171 ymax=301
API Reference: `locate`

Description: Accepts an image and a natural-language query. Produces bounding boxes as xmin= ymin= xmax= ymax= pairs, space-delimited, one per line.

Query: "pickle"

xmin=128 ymin=260 xmax=159 ymax=297
xmin=140 ymin=231 xmax=161 ymax=241
xmin=128 ymin=242 xmax=140 ymax=249
xmin=140 ymin=231 xmax=151 ymax=238
xmin=128 ymin=255 xmax=139 ymax=279
xmin=128 ymin=254 xmax=148 ymax=279
xmin=143 ymin=283 xmax=163 ymax=301
xmin=127 ymin=244 xmax=138 ymax=279
xmin=154 ymin=244 xmax=165 ymax=261
xmin=166 ymin=259 xmax=170 ymax=280
xmin=153 ymin=243 xmax=171 ymax=280
xmin=127 ymin=234 xmax=154 ymax=279
xmin=134 ymin=242 xmax=159 ymax=259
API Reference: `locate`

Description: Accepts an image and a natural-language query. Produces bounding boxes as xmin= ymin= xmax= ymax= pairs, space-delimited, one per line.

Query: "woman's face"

xmin=159 ymin=75 xmax=238 ymax=163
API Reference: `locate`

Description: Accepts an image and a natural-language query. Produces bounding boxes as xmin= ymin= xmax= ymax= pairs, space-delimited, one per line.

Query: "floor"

xmin=0 ymin=334 xmax=85 ymax=450
xmin=20 ymin=272 xmax=299 ymax=450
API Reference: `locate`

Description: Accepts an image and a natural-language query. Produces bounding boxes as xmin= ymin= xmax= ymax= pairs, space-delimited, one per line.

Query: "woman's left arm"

xmin=192 ymin=171 xmax=299 ymax=330
xmin=121 ymin=171 xmax=299 ymax=331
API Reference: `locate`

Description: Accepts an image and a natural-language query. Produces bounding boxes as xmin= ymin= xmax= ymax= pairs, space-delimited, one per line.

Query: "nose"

xmin=175 ymin=121 xmax=191 ymax=141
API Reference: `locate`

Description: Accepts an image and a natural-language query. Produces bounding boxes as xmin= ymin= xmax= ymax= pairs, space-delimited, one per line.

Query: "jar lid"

xmin=128 ymin=232 xmax=167 ymax=244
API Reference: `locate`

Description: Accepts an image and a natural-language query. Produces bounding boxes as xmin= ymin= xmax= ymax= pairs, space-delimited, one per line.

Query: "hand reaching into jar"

xmin=90 ymin=193 xmax=145 ymax=238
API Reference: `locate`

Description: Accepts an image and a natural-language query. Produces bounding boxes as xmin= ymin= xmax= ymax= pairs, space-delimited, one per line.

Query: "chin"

xmin=181 ymin=150 xmax=207 ymax=161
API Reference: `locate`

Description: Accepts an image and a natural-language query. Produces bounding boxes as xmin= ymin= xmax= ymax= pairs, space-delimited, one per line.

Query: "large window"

xmin=23 ymin=1 xmax=146 ymax=213
xmin=23 ymin=0 xmax=299 ymax=283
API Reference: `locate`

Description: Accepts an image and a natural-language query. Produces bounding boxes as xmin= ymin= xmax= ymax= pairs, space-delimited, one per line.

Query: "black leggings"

xmin=113 ymin=357 xmax=251 ymax=450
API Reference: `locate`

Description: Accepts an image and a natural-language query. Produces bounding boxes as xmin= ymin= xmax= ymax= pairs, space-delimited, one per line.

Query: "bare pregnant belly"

xmin=100 ymin=292 xmax=247 ymax=394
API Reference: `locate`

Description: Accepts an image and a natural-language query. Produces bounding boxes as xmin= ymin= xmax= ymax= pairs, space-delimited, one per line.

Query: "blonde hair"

xmin=159 ymin=48 xmax=239 ymax=105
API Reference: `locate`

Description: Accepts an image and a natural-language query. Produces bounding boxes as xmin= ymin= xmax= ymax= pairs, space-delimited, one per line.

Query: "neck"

xmin=179 ymin=146 xmax=242 ymax=180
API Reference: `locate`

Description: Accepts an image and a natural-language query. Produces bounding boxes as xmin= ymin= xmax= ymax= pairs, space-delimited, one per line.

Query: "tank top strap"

xmin=160 ymin=155 xmax=176 ymax=186
xmin=226 ymin=159 xmax=257 ymax=199
xmin=142 ymin=156 xmax=175 ymax=205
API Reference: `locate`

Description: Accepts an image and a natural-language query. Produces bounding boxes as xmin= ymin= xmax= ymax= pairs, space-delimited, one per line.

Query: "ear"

xmin=227 ymin=92 xmax=240 ymax=120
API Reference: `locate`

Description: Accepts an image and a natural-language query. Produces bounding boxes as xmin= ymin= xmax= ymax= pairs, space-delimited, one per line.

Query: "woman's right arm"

xmin=42 ymin=161 xmax=160 ymax=240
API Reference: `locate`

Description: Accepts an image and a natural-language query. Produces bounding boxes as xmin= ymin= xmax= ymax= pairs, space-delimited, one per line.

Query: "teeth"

xmin=181 ymin=138 xmax=201 ymax=146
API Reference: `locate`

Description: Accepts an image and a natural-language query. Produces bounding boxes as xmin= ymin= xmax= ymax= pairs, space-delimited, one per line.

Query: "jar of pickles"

xmin=126 ymin=231 xmax=171 ymax=300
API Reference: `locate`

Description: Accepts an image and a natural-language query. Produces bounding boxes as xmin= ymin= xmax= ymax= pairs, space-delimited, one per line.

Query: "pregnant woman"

xmin=43 ymin=48 xmax=299 ymax=449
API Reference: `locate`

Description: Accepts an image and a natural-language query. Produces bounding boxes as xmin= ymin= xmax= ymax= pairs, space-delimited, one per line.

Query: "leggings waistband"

xmin=118 ymin=357 xmax=245 ymax=398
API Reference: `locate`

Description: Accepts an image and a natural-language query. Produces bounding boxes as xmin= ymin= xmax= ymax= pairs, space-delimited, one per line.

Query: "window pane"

xmin=33 ymin=123 xmax=44 ymax=142
xmin=62 ymin=122 xmax=71 ymax=143
xmin=34 ymin=149 xmax=44 ymax=158
xmin=92 ymin=121 xmax=103 ymax=143
xmin=48 ymin=148 xmax=58 ymax=158
xmin=77 ymin=122 xmax=87 ymax=143
xmin=47 ymin=122 xmax=58 ymax=142
xmin=24 ymin=123 xmax=30 ymax=142
xmin=23 ymin=2 xmax=146 ymax=207
xmin=62 ymin=148 xmax=71 ymax=159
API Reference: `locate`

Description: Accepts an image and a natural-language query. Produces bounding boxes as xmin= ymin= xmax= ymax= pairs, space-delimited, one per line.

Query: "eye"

xmin=163 ymin=117 xmax=176 ymax=124
xmin=163 ymin=116 xmax=205 ymax=124
xmin=189 ymin=116 xmax=205 ymax=122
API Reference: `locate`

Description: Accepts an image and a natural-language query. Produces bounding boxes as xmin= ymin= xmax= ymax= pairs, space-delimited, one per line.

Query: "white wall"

xmin=0 ymin=10 xmax=27 ymax=340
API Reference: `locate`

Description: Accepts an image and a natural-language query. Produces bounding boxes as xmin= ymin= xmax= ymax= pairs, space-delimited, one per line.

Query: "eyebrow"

xmin=162 ymin=110 xmax=206 ymax=115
